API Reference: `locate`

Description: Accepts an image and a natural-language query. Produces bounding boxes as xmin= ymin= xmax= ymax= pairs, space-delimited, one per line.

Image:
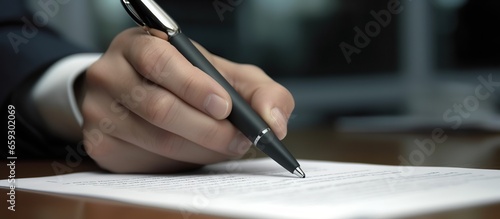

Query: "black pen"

xmin=121 ymin=0 xmax=305 ymax=178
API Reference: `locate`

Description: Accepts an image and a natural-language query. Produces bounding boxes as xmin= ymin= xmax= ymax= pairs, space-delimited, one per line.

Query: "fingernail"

xmin=204 ymin=94 xmax=229 ymax=119
xmin=228 ymin=133 xmax=252 ymax=155
xmin=271 ymin=107 xmax=288 ymax=139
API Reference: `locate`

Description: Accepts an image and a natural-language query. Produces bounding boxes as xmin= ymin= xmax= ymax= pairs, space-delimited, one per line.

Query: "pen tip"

xmin=293 ymin=167 xmax=306 ymax=178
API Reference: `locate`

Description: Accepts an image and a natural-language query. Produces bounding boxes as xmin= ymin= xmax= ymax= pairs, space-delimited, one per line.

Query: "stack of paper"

xmin=2 ymin=158 xmax=500 ymax=218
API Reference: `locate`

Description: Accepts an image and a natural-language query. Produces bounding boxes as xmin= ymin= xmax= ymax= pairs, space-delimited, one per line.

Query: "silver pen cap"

xmin=121 ymin=0 xmax=180 ymax=39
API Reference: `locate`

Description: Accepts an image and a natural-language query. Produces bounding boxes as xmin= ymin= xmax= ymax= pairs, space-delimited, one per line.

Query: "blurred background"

xmin=28 ymin=0 xmax=500 ymax=132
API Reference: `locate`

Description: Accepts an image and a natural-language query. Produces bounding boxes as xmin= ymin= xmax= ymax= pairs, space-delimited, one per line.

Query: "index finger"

xmin=122 ymin=28 xmax=232 ymax=120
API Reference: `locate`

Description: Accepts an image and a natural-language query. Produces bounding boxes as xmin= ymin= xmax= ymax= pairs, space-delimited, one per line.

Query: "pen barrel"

xmin=170 ymin=33 xmax=265 ymax=140
xmin=169 ymin=33 xmax=299 ymax=172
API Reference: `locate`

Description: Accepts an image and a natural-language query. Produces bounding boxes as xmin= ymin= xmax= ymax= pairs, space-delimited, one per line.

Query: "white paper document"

xmin=2 ymin=159 xmax=500 ymax=218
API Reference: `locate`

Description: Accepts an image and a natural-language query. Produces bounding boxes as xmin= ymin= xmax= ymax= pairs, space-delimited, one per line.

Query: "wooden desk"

xmin=2 ymin=130 xmax=500 ymax=219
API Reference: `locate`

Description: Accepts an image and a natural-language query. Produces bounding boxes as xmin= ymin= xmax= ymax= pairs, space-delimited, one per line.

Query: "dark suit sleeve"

xmin=1 ymin=1 xmax=90 ymax=158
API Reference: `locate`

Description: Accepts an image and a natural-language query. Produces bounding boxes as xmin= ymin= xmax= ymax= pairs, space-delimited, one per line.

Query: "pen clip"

xmin=121 ymin=0 xmax=180 ymax=39
xmin=121 ymin=0 xmax=145 ymax=27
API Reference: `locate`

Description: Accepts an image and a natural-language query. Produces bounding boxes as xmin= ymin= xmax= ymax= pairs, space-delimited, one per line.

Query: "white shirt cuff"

xmin=31 ymin=53 xmax=101 ymax=142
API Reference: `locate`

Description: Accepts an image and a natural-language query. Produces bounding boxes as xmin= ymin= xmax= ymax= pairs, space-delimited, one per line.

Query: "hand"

xmin=79 ymin=28 xmax=295 ymax=173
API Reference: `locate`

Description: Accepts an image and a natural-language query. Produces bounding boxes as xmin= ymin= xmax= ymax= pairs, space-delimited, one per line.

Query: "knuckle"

xmin=81 ymin=100 xmax=102 ymax=125
xmin=144 ymin=92 xmax=178 ymax=126
xmin=112 ymin=28 xmax=136 ymax=47
xmin=85 ymin=60 xmax=109 ymax=88
xmin=179 ymin=74 xmax=200 ymax=100
xmin=241 ymin=64 xmax=265 ymax=74
xmin=133 ymin=37 xmax=171 ymax=81
xmin=197 ymin=123 xmax=229 ymax=149
xmin=82 ymin=131 xmax=110 ymax=159
xmin=80 ymin=108 xmax=95 ymax=127
xmin=153 ymin=133 xmax=182 ymax=157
